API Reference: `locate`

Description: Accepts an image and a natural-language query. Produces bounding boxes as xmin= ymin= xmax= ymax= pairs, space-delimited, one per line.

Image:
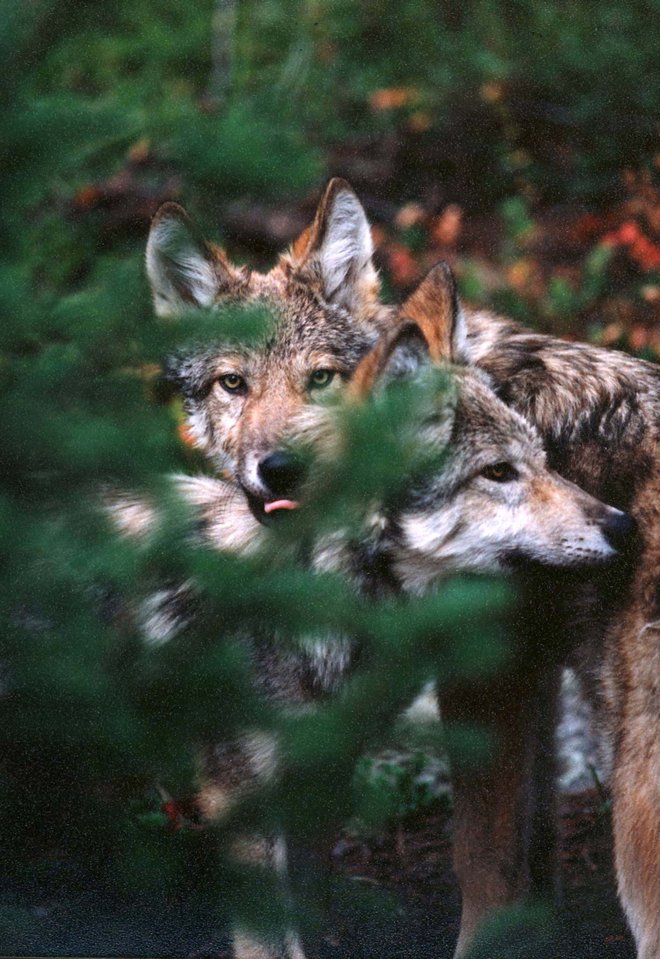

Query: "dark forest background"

xmin=0 ymin=2 xmax=657 ymax=956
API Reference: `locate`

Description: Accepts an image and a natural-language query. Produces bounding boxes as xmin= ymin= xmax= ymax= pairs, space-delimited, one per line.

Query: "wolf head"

xmin=146 ymin=180 xmax=393 ymax=522
xmin=349 ymin=264 xmax=637 ymax=591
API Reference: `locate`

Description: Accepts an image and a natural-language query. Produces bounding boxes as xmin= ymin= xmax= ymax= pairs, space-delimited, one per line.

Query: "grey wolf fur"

xmin=145 ymin=180 xmax=657 ymax=956
xmin=352 ymin=291 xmax=640 ymax=957
xmin=111 ymin=390 xmax=629 ymax=959
xmin=399 ymin=262 xmax=659 ymax=959
xmin=112 ymin=336 xmax=631 ymax=955
xmin=136 ymin=203 xmax=636 ymax=958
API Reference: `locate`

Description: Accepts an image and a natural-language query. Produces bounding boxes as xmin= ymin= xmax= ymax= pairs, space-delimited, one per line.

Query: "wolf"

xmin=150 ymin=173 xmax=655 ymax=958
xmin=142 ymin=177 xmax=642 ymax=956
xmin=351 ymin=298 xmax=643 ymax=957
xmin=395 ymin=262 xmax=659 ymax=959
xmin=112 ymin=325 xmax=633 ymax=959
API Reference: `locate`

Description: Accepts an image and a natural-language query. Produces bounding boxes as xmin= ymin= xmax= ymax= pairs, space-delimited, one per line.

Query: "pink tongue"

xmin=264 ymin=499 xmax=300 ymax=514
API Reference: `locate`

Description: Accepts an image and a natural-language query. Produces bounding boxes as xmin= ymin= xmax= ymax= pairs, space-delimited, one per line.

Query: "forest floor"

xmin=3 ymin=787 xmax=634 ymax=958
xmin=321 ymin=787 xmax=634 ymax=959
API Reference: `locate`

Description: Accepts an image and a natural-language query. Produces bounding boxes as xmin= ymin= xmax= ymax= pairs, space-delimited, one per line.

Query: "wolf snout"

xmin=258 ymin=451 xmax=306 ymax=499
xmin=601 ymin=509 xmax=637 ymax=553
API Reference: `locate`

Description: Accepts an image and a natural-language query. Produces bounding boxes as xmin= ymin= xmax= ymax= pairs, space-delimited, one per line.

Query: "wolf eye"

xmin=309 ymin=369 xmax=336 ymax=390
xmin=481 ymin=462 xmax=519 ymax=483
xmin=218 ymin=373 xmax=246 ymax=394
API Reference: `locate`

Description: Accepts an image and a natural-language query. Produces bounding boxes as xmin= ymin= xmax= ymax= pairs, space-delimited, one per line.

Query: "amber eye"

xmin=481 ymin=462 xmax=519 ymax=483
xmin=218 ymin=373 xmax=246 ymax=394
xmin=309 ymin=369 xmax=336 ymax=390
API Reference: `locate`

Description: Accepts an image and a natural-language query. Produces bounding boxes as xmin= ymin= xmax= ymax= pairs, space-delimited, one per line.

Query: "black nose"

xmin=602 ymin=511 xmax=637 ymax=552
xmin=258 ymin=451 xmax=305 ymax=498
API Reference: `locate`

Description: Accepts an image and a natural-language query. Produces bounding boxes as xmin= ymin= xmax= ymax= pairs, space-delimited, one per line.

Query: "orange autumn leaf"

xmin=480 ymin=82 xmax=504 ymax=103
xmin=74 ymin=185 xmax=102 ymax=208
xmin=408 ymin=111 xmax=433 ymax=133
xmin=395 ymin=202 xmax=426 ymax=230
xmin=369 ymin=87 xmax=417 ymax=111
xmin=370 ymin=224 xmax=389 ymax=249
xmin=387 ymin=244 xmax=420 ymax=287
xmin=430 ymin=204 xmax=463 ymax=247
xmin=128 ymin=137 xmax=151 ymax=163
xmin=631 ymin=236 xmax=660 ymax=272
xmin=603 ymin=221 xmax=660 ymax=270
xmin=641 ymin=284 xmax=659 ymax=303
xmin=601 ymin=322 xmax=624 ymax=346
xmin=629 ymin=325 xmax=650 ymax=352
xmin=506 ymin=259 xmax=534 ymax=293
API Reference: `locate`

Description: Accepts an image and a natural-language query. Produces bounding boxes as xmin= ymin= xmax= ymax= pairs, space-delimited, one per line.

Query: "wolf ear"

xmin=400 ymin=262 xmax=466 ymax=363
xmin=290 ymin=178 xmax=378 ymax=312
xmin=146 ymin=203 xmax=243 ymax=317
xmin=348 ymin=322 xmax=430 ymax=400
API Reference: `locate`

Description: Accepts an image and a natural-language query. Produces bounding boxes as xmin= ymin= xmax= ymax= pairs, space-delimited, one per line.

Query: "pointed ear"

xmin=400 ymin=262 xmax=466 ymax=363
xmin=290 ymin=178 xmax=378 ymax=312
xmin=146 ymin=203 xmax=245 ymax=317
xmin=348 ymin=322 xmax=430 ymax=400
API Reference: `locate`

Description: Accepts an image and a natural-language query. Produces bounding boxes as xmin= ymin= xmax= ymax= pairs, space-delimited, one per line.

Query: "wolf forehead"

xmin=165 ymin=293 xmax=378 ymax=397
xmin=451 ymin=370 xmax=545 ymax=456
xmin=408 ymin=369 xmax=547 ymax=500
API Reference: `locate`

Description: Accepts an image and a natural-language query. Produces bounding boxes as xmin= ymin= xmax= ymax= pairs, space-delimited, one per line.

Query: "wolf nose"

xmin=258 ymin=451 xmax=305 ymax=498
xmin=602 ymin=510 xmax=637 ymax=552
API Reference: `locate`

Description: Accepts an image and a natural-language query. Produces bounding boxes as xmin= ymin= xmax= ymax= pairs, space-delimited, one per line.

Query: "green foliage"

xmin=465 ymin=902 xmax=556 ymax=959
xmin=0 ymin=2 xmax=643 ymax=953
xmin=353 ymin=750 xmax=450 ymax=831
xmin=224 ymin=0 xmax=658 ymax=203
xmin=0 ymin=7 xmax=511 ymax=936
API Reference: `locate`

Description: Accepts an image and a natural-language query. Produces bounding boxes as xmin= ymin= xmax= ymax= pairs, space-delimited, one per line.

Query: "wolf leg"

xmin=528 ymin=666 xmax=561 ymax=902
xmin=199 ymin=735 xmax=308 ymax=959
xmin=611 ymin=710 xmax=660 ymax=959
xmin=231 ymin=835 xmax=307 ymax=959
xmin=442 ymin=680 xmax=541 ymax=958
xmin=233 ymin=931 xmax=305 ymax=959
